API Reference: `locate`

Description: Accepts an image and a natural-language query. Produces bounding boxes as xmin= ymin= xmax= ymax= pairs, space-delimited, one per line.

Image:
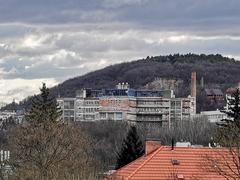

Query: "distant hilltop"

xmin=2 ymin=53 xmax=240 ymax=112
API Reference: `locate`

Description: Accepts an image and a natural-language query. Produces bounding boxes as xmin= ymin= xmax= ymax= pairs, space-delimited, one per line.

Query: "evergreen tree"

xmin=115 ymin=126 xmax=144 ymax=169
xmin=216 ymin=88 xmax=240 ymax=147
xmin=25 ymin=83 xmax=60 ymax=124
xmin=219 ymin=88 xmax=240 ymax=129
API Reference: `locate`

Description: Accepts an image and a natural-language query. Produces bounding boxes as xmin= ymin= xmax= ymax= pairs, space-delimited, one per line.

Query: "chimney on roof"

xmin=116 ymin=83 xmax=121 ymax=89
xmin=191 ymin=71 xmax=197 ymax=98
xmin=145 ymin=140 xmax=161 ymax=155
xmin=171 ymin=138 xmax=174 ymax=150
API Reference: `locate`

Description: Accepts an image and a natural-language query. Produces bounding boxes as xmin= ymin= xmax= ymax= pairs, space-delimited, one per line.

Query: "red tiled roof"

xmin=107 ymin=146 xmax=238 ymax=180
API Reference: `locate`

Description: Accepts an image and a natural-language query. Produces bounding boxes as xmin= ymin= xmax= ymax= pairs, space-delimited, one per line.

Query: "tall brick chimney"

xmin=145 ymin=140 xmax=161 ymax=155
xmin=191 ymin=71 xmax=197 ymax=98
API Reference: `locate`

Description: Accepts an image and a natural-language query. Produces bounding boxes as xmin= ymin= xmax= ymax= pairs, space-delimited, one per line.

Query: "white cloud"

xmin=102 ymin=0 xmax=149 ymax=8
xmin=0 ymin=0 xmax=240 ymax=103
xmin=0 ymin=78 xmax=58 ymax=103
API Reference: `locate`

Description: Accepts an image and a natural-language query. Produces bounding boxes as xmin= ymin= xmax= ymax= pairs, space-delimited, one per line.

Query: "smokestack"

xmin=191 ymin=71 xmax=197 ymax=97
xmin=200 ymin=76 xmax=204 ymax=89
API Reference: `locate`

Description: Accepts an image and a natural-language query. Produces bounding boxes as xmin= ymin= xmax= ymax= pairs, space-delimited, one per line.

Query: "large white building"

xmin=75 ymin=97 xmax=99 ymax=121
xmin=127 ymin=96 xmax=196 ymax=127
xmin=57 ymin=97 xmax=99 ymax=122
xmin=0 ymin=110 xmax=24 ymax=125
xmin=57 ymin=98 xmax=75 ymax=121
xmin=57 ymin=85 xmax=196 ymax=127
xmin=200 ymin=110 xmax=227 ymax=123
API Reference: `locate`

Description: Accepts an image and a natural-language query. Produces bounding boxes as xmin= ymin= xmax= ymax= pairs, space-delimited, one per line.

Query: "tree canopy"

xmin=8 ymin=83 xmax=98 ymax=180
xmin=115 ymin=126 xmax=144 ymax=169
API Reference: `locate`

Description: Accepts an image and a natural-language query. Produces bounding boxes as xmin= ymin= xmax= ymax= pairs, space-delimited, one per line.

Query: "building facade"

xmin=127 ymin=97 xmax=170 ymax=126
xmin=57 ymin=98 xmax=75 ymax=121
xmin=200 ymin=110 xmax=227 ymax=123
xmin=57 ymin=84 xmax=196 ymax=127
xmin=75 ymin=98 xmax=99 ymax=121
xmin=99 ymin=96 xmax=130 ymax=121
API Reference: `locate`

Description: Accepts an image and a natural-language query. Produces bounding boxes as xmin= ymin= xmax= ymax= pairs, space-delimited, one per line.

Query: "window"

xmin=64 ymin=100 xmax=74 ymax=109
xmin=64 ymin=110 xmax=74 ymax=116
xmin=100 ymin=113 xmax=106 ymax=119
xmin=108 ymin=113 xmax=114 ymax=120
xmin=176 ymin=101 xmax=181 ymax=107
xmin=116 ymin=112 xmax=123 ymax=120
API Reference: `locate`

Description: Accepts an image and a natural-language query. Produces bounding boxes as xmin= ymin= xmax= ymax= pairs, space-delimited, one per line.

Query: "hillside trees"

xmin=8 ymin=83 xmax=98 ymax=180
xmin=2 ymin=54 xmax=240 ymax=111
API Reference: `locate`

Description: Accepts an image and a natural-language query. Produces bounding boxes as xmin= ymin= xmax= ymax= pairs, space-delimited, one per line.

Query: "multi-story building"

xmin=127 ymin=97 xmax=170 ymax=126
xmin=204 ymin=88 xmax=224 ymax=102
xmin=57 ymin=84 xmax=196 ymax=128
xmin=75 ymin=97 xmax=99 ymax=121
xmin=0 ymin=110 xmax=24 ymax=125
xmin=57 ymin=98 xmax=75 ymax=121
xmin=127 ymin=96 xmax=196 ymax=127
xmin=57 ymin=90 xmax=100 ymax=122
xmin=99 ymin=96 xmax=129 ymax=121
xmin=171 ymin=97 xmax=196 ymax=123
xmin=200 ymin=110 xmax=227 ymax=123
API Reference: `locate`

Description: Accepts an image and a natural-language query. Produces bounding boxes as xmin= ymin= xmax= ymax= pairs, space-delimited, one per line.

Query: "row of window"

xmin=137 ymin=107 xmax=169 ymax=113
xmin=64 ymin=110 xmax=74 ymax=116
xmin=137 ymin=101 xmax=170 ymax=105
xmin=64 ymin=101 xmax=74 ymax=109
xmin=136 ymin=115 xmax=163 ymax=121
xmin=77 ymin=107 xmax=99 ymax=113
xmin=84 ymin=101 xmax=99 ymax=105
xmin=100 ymin=112 xmax=123 ymax=120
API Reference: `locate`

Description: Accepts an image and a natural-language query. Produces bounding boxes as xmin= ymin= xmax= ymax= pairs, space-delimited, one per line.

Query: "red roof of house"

xmin=107 ymin=146 xmax=238 ymax=180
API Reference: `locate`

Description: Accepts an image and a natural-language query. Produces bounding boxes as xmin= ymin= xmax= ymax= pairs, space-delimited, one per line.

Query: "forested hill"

xmin=3 ymin=54 xmax=240 ymax=111
xmin=52 ymin=53 xmax=240 ymax=96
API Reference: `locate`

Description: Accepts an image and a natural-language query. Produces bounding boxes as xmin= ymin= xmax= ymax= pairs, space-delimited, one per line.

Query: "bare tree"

xmin=203 ymin=89 xmax=240 ymax=179
xmin=136 ymin=117 xmax=216 ymax=146
xmin=7 ymin=84 xmax=99 ymax=180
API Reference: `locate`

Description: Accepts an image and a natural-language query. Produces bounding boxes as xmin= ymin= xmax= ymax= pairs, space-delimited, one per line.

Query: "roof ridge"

xmin=126 ymin=146 xmax=164 ymax=180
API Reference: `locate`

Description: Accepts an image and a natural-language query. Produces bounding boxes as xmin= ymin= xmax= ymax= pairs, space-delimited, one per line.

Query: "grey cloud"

xmin=0 ymin=0 xmax=240 ymax=103
xmin=0 ymin=0 xmax=239 ymax=33
xmin=102 ymin=0 xmax=149 ymax=8
xmin=1 ymin=23 xmax=240 ymax=81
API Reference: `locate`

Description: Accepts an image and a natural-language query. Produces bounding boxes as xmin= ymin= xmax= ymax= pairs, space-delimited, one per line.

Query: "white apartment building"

xmin=127 ymin=96 xmax=196 ymax=127
xmin=57 ymin=85 xmax=196 ymax=127
xmin=75 ymin=98 xmax=99 ymax=121
xmin=57 ymin=97 xmax=99 ymax=122
xmin=57 ymin=98 xmax=75 ymax=121
xmin=200 ymin=110 xmax=227 ymax=123
xmin=170 ymin=97 xmax=196 ymax=124
xmin=127 ymin=97 xmax=170 ymax=126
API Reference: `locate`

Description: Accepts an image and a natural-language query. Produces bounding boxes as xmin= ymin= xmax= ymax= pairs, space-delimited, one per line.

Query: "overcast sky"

xmin=0 ymin=0 xmax=240 ymax=103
